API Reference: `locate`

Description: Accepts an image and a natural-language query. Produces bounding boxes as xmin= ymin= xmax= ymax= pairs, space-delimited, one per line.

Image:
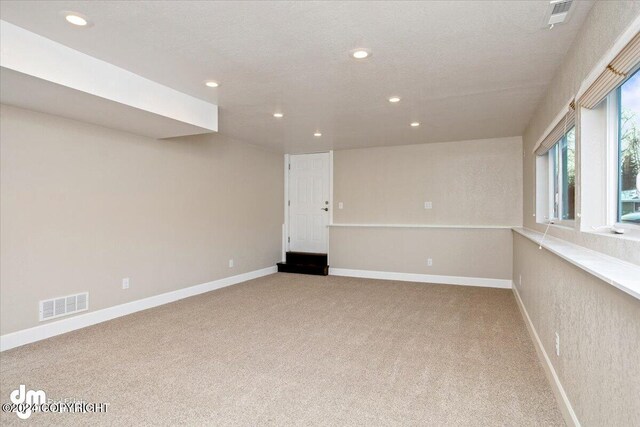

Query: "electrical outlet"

xmin=228 ymin=259 xmax=234 ymax=268
xmin=555 ymin=332 xmax=560 ymax=356
xmin=338 ymin=202 xmax=344 ymax=210
xmin=122 ymin=278 xmax=130 ymax=290
xmin=424 ymin=201 xmax=433 ymax=209
xmin=427 ymin=258 xmax=433 ymax=267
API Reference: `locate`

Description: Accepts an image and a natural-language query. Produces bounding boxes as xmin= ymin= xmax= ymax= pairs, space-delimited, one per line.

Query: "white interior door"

xmin=289 ymin=152 xmax=330 ymax=253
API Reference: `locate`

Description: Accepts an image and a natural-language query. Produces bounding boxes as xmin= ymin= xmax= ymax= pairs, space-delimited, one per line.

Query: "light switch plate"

xmin=338 ymin=202 xmax=344 ymax=209
xmin=424 ymin=201 xmax=433 ymax=209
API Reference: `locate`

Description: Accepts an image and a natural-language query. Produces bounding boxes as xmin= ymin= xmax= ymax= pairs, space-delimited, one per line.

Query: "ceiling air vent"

xmin=39 ymin=292 xmax=89 ymax=321
xmin=548 ymin=0 xmax=573 ymax=26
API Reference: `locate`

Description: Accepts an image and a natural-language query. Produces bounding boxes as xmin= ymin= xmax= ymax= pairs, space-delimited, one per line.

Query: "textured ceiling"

xmin=0 ymin=1 xmax=593 ymax=152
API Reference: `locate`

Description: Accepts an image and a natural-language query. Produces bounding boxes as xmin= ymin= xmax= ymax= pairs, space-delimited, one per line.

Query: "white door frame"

xmin=282 ymin=151 xmax=333 ymax=260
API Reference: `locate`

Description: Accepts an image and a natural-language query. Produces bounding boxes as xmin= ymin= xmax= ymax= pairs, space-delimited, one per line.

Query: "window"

xmin=548 ymin=127 xmax=576 ymax=222
xmin=561 ymin=34 xmax=640 ymax=235
xmin=618 ymin=70 xmax=640 ymax=224
xmin=534 ymin=109 xmax=575 ymax=226
xmin=578 ymin=67 xmax=640 ymax=234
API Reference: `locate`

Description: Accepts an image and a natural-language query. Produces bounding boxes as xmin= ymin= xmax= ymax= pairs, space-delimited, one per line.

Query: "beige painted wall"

xmin=522 ymin=0 xmax=640 ymax=264
xmin=334 ymin=137 xmax=523 ymax=226
xmin=513 ymin=233 xmax=640 ymax=426
xmin=515 ymin=4 xmax=640 ymax=424
xmin=0 ymin=105 xmax=283 ymax=335
xmin=329 ymin=137 xmax=522 ymax=280
xmin=330 ymin=227 xmax=512 ymax=280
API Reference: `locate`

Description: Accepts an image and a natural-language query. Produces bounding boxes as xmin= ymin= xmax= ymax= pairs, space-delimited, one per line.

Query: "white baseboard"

xmin=329 ymin=268 xmax=512 ymax=289
xmin=512 ymin=285 xmax=580 ymax=427
xmin=0 ymin=266 xmax=277 ymax=352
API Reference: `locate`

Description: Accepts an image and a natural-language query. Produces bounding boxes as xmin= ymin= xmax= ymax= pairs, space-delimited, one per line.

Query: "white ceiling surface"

xmin=0 ymin=1 xmax=593 ymax=153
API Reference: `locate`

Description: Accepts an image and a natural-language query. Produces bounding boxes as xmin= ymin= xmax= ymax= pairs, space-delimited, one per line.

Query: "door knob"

xmin=321 ymin=207 xmax=328 ymax=211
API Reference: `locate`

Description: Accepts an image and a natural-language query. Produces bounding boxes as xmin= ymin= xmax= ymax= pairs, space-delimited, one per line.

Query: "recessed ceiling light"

xmin=273 ymin=113 xmax=284 ymax=118
xmin=388 ymin=96 xmax=401 ymax=103
xmin=410 ymin=122 xmax=420 ymax=127
xmin=351 ymin=48 xmax=371 ymax=59
xmin=314 ymin=132 xmax=322 ymax=137
xmin=65 ymin=13 xmax=88 ymax=26
xmin=205 ymin=81 xmax=219 ymax=88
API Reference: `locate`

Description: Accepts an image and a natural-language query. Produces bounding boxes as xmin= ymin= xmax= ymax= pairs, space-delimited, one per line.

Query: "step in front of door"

xmin=278 ymin=252 xmax=328 ymax=276
xmin=276 ymin=262 xmax=329 ymax=276
xmin=286 ymin=252 xmax=327 ymax=266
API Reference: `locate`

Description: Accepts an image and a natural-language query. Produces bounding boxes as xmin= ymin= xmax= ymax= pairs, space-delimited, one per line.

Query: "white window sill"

xmin=582 ymin=228 xmax=640 ymax=243
xmin=551 ymin=222 xmax=575 ymax=230
xmin=329 ymin=223 xmax=517 ymax=229
xmin=536 ymin=220 xmax=575 ymax=231
xmin=512 ymin=227 xmax=640 ymax=301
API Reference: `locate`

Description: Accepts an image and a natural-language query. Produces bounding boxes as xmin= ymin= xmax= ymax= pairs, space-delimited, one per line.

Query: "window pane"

xmin=619 ymin=71 xmax=640 ymax=224
xmin=562 ymin=127 xmax=575 ymax=220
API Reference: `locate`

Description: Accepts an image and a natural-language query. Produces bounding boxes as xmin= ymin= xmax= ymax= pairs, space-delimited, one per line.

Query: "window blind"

xmin=534 ymin=103 xmax=575 ymax=156
xmin=578 ymin=32 xmax=640 ymax=109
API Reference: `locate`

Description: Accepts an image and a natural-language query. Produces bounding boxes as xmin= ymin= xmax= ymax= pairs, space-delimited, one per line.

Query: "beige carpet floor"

xmin=0 ymin=273 xmax=564 ymax=426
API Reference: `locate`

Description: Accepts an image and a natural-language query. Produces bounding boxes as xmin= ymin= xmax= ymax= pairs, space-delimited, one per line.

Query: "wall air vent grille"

xmin=39 ymin=292 xmax=89 ymax=321
xmin=551 ymin=0 xmax=572 ymax=15
xmin=547 ymin=0 xmax=573 ymax=26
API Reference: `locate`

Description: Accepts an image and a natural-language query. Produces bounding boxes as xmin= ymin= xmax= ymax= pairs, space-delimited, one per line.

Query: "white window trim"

xmin=535 ymin=154 xmax=549 ymax=224
xmin=547 ymin=147 xmax=556 ymax=223
xmin=607 ymin=88 xmax=640 ymax=233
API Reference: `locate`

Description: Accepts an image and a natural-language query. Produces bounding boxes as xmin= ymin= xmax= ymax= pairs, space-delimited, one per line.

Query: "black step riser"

xmin=279 ymin=252 xmax=328 ymax=276
xmin=286 ymin=252 xmax=327 ymax=266
xmin=277 ymin=262 xmax=328 ymax=276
